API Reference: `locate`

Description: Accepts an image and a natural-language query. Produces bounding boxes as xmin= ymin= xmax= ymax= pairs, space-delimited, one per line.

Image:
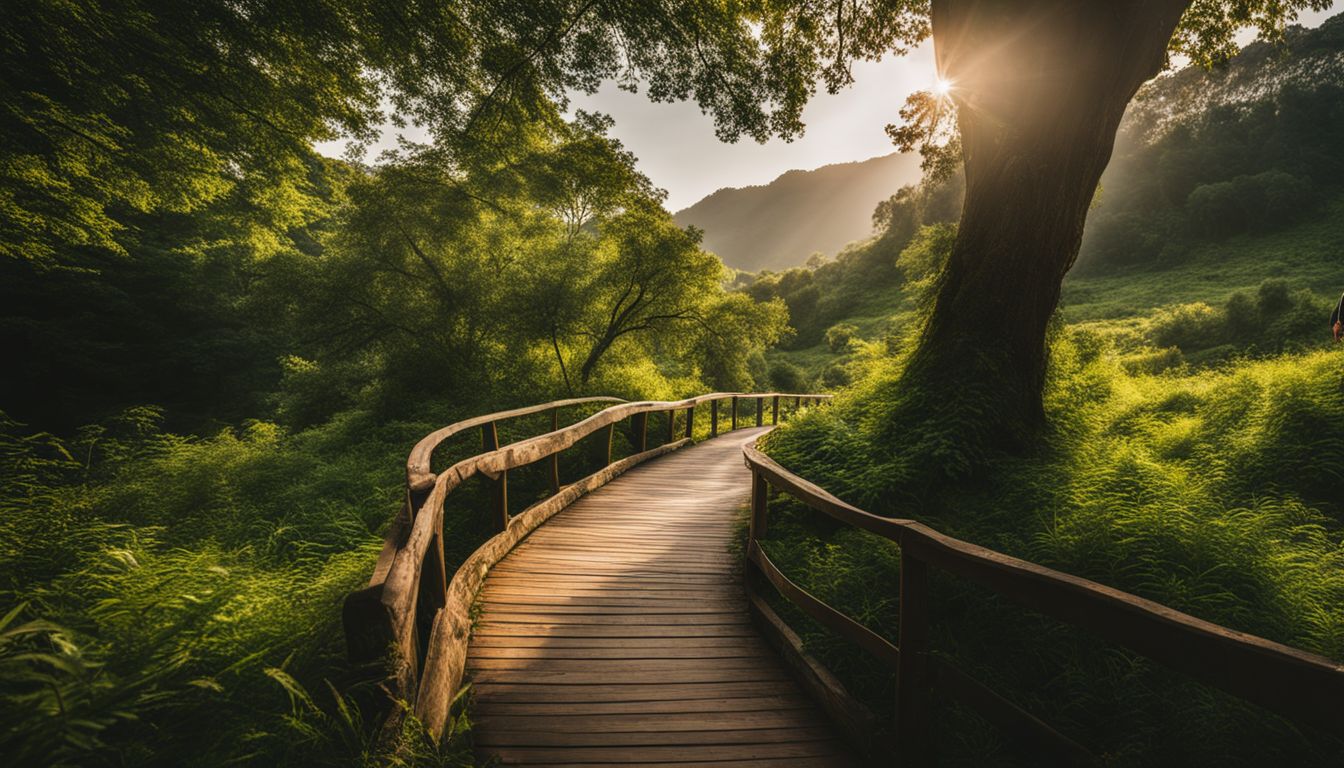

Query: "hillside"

xmin=747 ymin=12 xmax=1344 ymax=388
xmin=673 ymin=152 xmax=921 ymax=272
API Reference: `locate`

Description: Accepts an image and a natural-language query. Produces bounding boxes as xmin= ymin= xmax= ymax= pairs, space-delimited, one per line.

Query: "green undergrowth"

xmin=0 ymin=404 xmax=499 ymax=767
xmin=758 ymin=329 xmax=1344 ymax=766
xmin=0 ymin=391 xmax=763 ymax=766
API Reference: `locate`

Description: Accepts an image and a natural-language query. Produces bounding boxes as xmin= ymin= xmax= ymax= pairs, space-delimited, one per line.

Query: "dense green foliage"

xmin=1 ymin=3 xmax=800 ymax=764
xmin=745 ymin=15 xmax=1344 ymax=767
xmin=5 ymin=1 xmax=1343 ymax=765
xmin=1081 ymin=19 xmax=1344 ymax=273
xmin=760 ymin=322 xmax=1344 ymax=765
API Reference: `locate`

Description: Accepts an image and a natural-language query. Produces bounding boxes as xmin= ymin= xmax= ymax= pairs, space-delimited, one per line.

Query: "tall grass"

xmin=760 ymin=324 xmax=1344 ymax=765
xmin=0 ymin=406 xmax=479 ymax=766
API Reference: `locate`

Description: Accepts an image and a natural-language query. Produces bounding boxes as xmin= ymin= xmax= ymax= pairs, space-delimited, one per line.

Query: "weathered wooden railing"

xmin=342 ymin=391 xmax=830 ymax=739
xmin=742 ymin=442 xmax=1344 ymax=765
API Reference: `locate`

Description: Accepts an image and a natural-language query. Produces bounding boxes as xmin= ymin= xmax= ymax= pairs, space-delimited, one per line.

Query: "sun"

xmin=933 ymin=77 xmax=954 ymax=98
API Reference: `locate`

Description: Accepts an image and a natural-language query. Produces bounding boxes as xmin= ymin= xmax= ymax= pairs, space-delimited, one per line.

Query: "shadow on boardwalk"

xmin=464 ymin=427 xmax=856 ymax=766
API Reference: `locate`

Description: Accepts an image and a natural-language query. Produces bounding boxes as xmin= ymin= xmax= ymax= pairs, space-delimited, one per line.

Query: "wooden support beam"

xmin=684 ymin=405 xmax=695 ymax=439
xmin=731 ymin=396 xmax=739 ymax=431
xmin=548 ymin=408 xmax=560 ymax=494
xmin=482 ymin=421 xmax=499 ymax=452
xmin=772 ymin=395 xmax=780 ymax=425
xmin=632 ymin=412 xmax=648 ymax=453
xmin=896 ymin=554 xmax=931 ymax=766
xmin=750 ymin=471 xmax=769 ymax=541
xmin=756 ymin=397 xmax=764 ymax=427
xmin=490 ymin=469 xmax=509 ymax=533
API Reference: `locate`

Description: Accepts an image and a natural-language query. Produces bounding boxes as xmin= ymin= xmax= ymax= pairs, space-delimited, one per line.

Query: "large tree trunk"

xmin=901 ymin=0 xmax=1191 ymax=453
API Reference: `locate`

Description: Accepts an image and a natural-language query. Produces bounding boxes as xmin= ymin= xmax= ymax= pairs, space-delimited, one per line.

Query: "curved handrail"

xmin=405 ymin=397 xmax=626 ymax=493
xmin=741 ymin=441 xmax=1344 ymax=763
xmin=343 ymin=391 xmax=833 ymax=742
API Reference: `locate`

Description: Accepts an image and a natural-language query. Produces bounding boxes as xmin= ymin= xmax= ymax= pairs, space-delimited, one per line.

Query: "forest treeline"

xmin=1 ymin=112 xmax=785 ymax=434
xmin=0 ymin=4 xmax=790 ymax=765
xmin=1 ymin=3 xmax=799 ymax=436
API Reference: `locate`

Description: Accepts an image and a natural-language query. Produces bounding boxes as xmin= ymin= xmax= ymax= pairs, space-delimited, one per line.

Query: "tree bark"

xmin=902 ymin=0 xmax=1191 ymax=452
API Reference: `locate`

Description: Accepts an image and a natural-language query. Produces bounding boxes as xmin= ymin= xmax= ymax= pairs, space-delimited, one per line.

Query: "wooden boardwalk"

xmin=466 ymin=427 xmax=855 ymax=766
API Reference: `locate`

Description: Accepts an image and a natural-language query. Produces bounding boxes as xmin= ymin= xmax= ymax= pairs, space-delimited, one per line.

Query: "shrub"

xmin=895 ymin=223 xmax=956 ymax=284
xmin=1186 ymin=180 xmax=1241 ymax=236
xmin=768 ymin=360 xmax=807 ymax=392
xmin=1147 ymin=302 xmax=1224 ymax=350
xmin=1224 ymin=291 xmax=1258 ymax=339
xmin=1121 ymin=345 xmax=1185 ymax=375
xmin=820 ymin=362 xmax=852 ymax=389
xmin=825 ymin=323 xmax=859 ymax=353
xmin=1257 ymin=278 xmax=1293 ymax=317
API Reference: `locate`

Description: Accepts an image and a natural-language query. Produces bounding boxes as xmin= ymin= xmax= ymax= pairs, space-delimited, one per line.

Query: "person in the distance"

xmin=1333 ymin=291 xmax=1344 ymax=342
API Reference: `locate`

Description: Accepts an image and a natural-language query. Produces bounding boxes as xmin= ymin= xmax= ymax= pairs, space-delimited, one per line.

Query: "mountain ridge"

xmin=674 ymin=151 xmax=922 ymax=273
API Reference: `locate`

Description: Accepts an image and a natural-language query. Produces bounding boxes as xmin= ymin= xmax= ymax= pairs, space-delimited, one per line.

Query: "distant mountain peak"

xmin=674 ymin=152 xmax=922 ymax=273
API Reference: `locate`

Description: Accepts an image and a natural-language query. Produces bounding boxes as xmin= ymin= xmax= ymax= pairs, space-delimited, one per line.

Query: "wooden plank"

xmin=476 ymin=709 xmax=824 ymax=732
xmin=481 ymin=699 xmax=811 ymax=720
xmin=482 ymin=741 xmax=850 ymax=764
xmin=473 ymin=694 xmax=813 ymax=717
xmin=466 ymin=428 xmax=854 ymax=764
xmin=475 ymin=726 xmax=837 ymax=747
xmin=468 ymin=658 xmax=784 ymax=673
xmin=469 ymin=645 xmax=771 ymax=660
xmin=472 ymin=623 xmax=760 ymax=639
xmin=470 ymin=680 xmax=804 ymax=703
xmin=480 ymin=596 xmax=747 ymax=610
xmin=412 ymin=440 xmax=692 ymax=737
xmin=469 ymin=636 xmax=769 ymax=650
xmin=506 ymin=758 xmax=852 ymax=768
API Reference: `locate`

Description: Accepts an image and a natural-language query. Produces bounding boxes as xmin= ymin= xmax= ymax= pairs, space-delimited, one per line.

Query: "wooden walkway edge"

xmin=466 ymin=427 xmax=856 ymax=766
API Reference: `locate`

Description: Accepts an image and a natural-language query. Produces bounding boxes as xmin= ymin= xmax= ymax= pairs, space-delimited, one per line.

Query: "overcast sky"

xmin=317 ymin=6 xmax=1336 ymax=212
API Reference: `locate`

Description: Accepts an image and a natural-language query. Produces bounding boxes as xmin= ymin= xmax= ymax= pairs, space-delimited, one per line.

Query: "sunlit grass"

xmin=760 ymin=326 xmax=1344 ymax=765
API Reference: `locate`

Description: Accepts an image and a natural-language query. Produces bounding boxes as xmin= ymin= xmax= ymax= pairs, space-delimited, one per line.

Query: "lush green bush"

xmin=769 ymin=360 xmax=808 ymax=392
xmin=759 ymin=327 xmax=1344 ymax=766
xmin=825 ymin=323 xmax=859 ymax=353
xmin=1138 ymin=280 xmax=1330 ymax=362
xmin=0 ymin=408 xmax=478 ymax=767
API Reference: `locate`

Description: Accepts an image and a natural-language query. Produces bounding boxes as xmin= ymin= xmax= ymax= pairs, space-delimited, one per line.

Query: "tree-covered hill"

xmin=673 ymin=152 xmax=921 ymax=272
xmin=747 ymin=12 xmax=1344 ymax=388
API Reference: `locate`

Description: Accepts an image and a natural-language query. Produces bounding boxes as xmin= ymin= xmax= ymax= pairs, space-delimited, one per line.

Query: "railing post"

xmin=794 ymin=395 xmax=801 ymax=415
xmin=482 ymin=421 xmax=499 ymax=452
xmin=603 ymin=422 xmax=614 ymax=465
xmin=772 ymin=395 xmax=780 ymax=425
xmin=755 ymin=396 xmax=764 ymax=427
xmin=896 ymin=550 xmax=932 ymax=766
xmin=632 ymin=412 xmax=648 ymax=453
xmin=711 ymin=400 xmax=719 ymax=436
xmin=749 ymin=470 xmax=768 ymax=541
xmin=548 ymin=408 xmax=561 ymax=494
xmin=731 ymin=396 xmax=739 ymax=430
xmin=684 ymin=405 xmax=694 ymax=439
xmin=489 ymin=469 xmax=509 ymax=533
